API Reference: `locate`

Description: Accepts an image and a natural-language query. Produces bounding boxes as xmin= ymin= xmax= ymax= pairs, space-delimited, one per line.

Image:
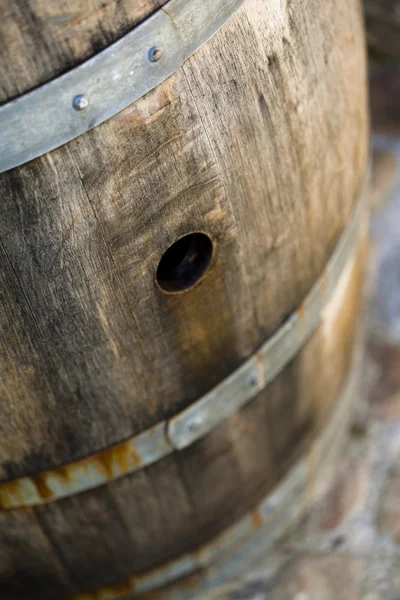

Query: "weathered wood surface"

xmin=0 ymin=236 xmax=366 ymax=599
xmin=0 ymin=0 xmax=368 ymax=479
xmin=0 ymin=0 xmax=368 ymax=596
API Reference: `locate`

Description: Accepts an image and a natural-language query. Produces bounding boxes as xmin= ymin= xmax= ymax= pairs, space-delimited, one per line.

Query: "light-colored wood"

xmin=0 ymin=0 xmax=369 ymax=596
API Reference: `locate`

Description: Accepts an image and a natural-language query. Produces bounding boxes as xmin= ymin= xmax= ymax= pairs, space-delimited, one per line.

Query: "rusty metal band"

xmin=67 ymin=345 xmax=360 ymax=600
xmin=0 ymin=0 xmax=243 ymax=173
xmin=0 ymin=173 xmax=368 ymax=511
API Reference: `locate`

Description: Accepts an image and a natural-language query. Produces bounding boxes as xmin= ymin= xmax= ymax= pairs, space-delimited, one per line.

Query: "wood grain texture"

xmin=0 ymin=0 xmax=368 ymax=479
xmin=0 ymin=0 xmax=168 ymax=102
xmin=0 ymin=236 xmax=366 ymax=599
xmin=0 ymin=149 xmax=153 ymax=479
xmin=0 ymin=508 xmax=73 ymax=597
xmin=0 ymin=0 xmax=369 ymax=596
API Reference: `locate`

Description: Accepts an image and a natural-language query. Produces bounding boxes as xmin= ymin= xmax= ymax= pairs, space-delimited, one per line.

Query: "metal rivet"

xmin=248 ymin=373 xmax=258 ymax=387
xmin=148 ymin=46 xmax=162 ymax=62
xmin=185 ymin=418 xmax=202 ymax=433
xmin=72 ymin=94 xmax=89 ymax=111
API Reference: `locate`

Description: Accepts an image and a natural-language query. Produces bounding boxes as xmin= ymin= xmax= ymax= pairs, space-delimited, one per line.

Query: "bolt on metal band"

xmin=0 ymin=172 xmax=368 ymax=511
xmin=0 ymin=0 xmax=243 ymax=173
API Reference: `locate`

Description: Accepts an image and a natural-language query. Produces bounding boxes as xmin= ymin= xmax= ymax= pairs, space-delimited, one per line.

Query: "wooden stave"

xmin=0 ymin=0 xmax=368 ymax=481
xmin=0 ymin=228 xmax=367 ymax=599
xmin=0 ymin=0 xmax=369 ymax=596
xmin=0 ymin=174 xmax=368 ymax=511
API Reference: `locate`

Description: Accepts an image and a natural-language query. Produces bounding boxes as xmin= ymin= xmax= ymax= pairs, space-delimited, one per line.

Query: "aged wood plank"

xmin=102 ymin=459 xmax=196 ymax=574
xmin=0 ymin=0 xmax=367 ymax=480
xmin=0 ymin=0 xmax=168 ymax=103
xmin=0 ymin=232 xmax=365 ymax=598
xmin=69 ymin=69 xmax=243 ymax=417
xmin=35 ymin=489 xmax=137 ymax=593
xmin=0 ymin=239 xmax=61 ymax=481
xmin=0 ymin=149 xmax=153 ymax=479
xmin=0 ymin=509 xmax=73 ymax=598
xmin=0 ymin=248 xmax=366 ymax=597
xmin=8 ymin=237 xmax=363 ymax=599
xmin=181 ymin=0 xmax=368 ymax=339
xmin=0 ymin=0 xmax=368 ymax=596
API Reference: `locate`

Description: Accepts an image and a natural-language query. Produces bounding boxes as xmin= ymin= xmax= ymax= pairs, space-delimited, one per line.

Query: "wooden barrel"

xmin=0 ymin=0 xmax=368 ymax=598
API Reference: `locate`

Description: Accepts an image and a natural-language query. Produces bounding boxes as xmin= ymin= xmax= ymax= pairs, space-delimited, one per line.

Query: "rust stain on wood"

xmin=0 ymin=434 xmax=145 ymax=508
xmin=297 ymin=300 xmax=306 ymax=333
xmin=31 ymin=473 xmax=54 ymax=500
xmin=0 ymin=0 xmax=369 ymax=597
xmin=251 ymin=508 xmax=263 ymax=530
xmin=0 ymin=479 xmax=24 ymax=509
xmin=72 ymin=577 xmax=136 ymax=599
xmin=94 ymin=440 xmax=142 ymax=479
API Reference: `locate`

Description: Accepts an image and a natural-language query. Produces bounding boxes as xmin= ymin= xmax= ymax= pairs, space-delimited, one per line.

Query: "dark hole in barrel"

xmin=156 ymin=233 xmax=213 ymax=293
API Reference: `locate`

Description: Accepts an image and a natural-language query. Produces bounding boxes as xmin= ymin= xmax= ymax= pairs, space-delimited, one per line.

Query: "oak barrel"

xmin=0 ymin=0 xmax=368 ymax=598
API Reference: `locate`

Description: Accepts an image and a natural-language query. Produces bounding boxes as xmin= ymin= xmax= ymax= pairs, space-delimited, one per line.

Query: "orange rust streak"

xmin=251 ymin=508 xmax=263 ymax=530
xmin=50 ymin=438 xmax=142 ymax=487
xmin=98 ymin=439 xmax=141 ymax=473
xmin=103 ymin=579 xmax=134 ymax=597
xmin=297 ymin=300 xmax=305 ymax=323
xmin=72 ymin=577 xmax=135 ymax=600
xmin=94 ymin=449 xmax=115 ymax=480
xmin=255 ymin=350 xmax=264 ymax=385
xmin=67 ymin=437 xmax=143 ymax=481
xmin=32 ymin=473 xmax=54 ymax=500
xmin=0 ymin=432 xmax=145 ymax=510
xmin=0 ymin=480 xmax=25 ymax=509
xmin=52 ymin=464 xmax=73 ymax=481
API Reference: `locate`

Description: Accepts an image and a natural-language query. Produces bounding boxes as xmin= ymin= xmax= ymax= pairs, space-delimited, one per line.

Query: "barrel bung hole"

xmin=156 ymin=233 xmax=213 ymax=293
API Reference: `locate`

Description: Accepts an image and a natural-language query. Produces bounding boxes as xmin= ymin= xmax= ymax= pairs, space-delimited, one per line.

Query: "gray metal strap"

xmin=0 ymin=0 xmax=243 ymax=173
xmin=0 ymin=174 xmax=368 ymax=511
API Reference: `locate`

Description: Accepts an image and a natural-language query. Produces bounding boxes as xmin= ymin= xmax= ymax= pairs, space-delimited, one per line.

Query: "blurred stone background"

xmin=198 ymin=6 xmax=400 ymax=598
